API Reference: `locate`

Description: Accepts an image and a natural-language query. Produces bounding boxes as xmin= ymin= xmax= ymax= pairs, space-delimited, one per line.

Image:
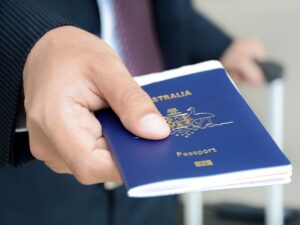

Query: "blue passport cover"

xmin=96 ymin=66 xmax=291 ymax=196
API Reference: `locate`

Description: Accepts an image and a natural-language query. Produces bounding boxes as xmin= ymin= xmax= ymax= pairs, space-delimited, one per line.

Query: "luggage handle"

xmin=257 ymin=61 xmax=284 ymax=83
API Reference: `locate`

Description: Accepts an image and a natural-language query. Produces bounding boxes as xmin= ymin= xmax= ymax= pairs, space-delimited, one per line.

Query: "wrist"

xmin=24 ymin=26 xmax=76 ymax=79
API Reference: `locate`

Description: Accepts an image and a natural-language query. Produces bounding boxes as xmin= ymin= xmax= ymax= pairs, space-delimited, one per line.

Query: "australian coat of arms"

xmin=164 ymin=107 xmax=233 ymax=138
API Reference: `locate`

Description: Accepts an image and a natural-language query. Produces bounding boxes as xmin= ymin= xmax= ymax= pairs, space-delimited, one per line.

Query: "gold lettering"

xmin=212 ymin=148 xmax=217 ymax=152
xmin=176 ymin=152 xmax=182 ymax=157
xmin=157 ymin=96 xmax=164 ymax=101
xmin=170 ymin=93 xmax=177 ymax=99
xmin=194 ymin=160 xmax=213 ymax=167
xmin=152 ymin=97 xmax=158 ymax=102
xmin=176 ymin=147 xmax=218 ymax=158
xmin=185 ymin=90 xmax=192 ymax=96
xmin=163 ymin=95 xmax=170 ymax=100
xmin=151 ymin=90 xmax=193 ymax=102
xmin=176 ymin=92 xmax=182 ymax=97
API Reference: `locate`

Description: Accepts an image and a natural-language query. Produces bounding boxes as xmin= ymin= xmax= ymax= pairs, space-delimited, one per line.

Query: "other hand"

xmin=220 ymin=38 xmax=266 ymax=87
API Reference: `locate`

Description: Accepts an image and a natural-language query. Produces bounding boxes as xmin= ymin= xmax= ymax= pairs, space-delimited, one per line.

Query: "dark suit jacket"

xmin=0 ymin=0 xmax=231 ymax=167
xmin=0 ymin=1 xmax=231 ymax=224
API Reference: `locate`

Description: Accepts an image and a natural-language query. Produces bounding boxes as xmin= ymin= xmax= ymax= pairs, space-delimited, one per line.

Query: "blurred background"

xmin=193 ymin=0 xmax=299 ymax=209
xmin=1 ymin=1 xmax=299 ymax=225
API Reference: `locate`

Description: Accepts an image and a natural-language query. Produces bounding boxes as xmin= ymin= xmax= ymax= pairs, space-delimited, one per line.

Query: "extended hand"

xmin=23 ymin=26 xmax=170 ymax=184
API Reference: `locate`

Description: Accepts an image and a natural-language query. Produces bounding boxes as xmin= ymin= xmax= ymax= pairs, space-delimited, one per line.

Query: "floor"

xmin=181 ymin=204 xmax=300 ymax=225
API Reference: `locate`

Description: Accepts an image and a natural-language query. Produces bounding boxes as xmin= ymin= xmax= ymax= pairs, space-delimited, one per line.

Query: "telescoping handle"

xmin=258 ymin=60 xmax=286 ymax=225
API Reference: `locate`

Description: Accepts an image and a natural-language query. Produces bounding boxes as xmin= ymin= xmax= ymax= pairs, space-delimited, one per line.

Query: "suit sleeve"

xmin=0 ymin=0 xmax=73 ymax=167
xmin=188 ymin=6 xmax=233 ymax=63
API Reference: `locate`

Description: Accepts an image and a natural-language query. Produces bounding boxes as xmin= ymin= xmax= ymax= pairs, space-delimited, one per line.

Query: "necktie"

xmin=112 ymin=0 xmax=164 ymax=76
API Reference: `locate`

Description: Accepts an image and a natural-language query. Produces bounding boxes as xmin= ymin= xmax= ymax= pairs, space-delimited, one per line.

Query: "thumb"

xmin=97 ymin=65 xmax=170 ymax=140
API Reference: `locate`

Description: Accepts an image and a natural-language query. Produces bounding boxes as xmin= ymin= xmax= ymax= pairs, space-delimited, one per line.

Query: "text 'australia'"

xmin=152 ymin=90 xmax=192 ymax=102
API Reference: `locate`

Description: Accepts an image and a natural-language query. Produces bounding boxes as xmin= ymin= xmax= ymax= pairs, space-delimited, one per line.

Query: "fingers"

xmin=238 ymin=60 xmax=265 ymax=87
xmin=47 ymin=104 xmax=121 ymax=184
xmin=244 ymin=39 xmax=266 ymax=60
xmin=46 ymin=149 xmax=121 ymax=183
xmin=96 ymin=137 xmax=109 ymax=149
xmin=45 ymin=160 xmax=71 ymax=174
xmin=93 ymin=61 xmax=170 ymax=140
xmin=27 ymin=121 xmax=61 ymax=161
xmin=227 ymin=70 xmax=245 ymax=85
xmin=28 ymin=102 xmax=120 ymax=184
xmin=67 ymin=146 xmax=121 ymax=185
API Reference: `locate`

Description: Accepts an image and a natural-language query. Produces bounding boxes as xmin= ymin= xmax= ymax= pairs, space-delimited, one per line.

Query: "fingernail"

xmin=140 ymin=113 xmax=170 ymax=138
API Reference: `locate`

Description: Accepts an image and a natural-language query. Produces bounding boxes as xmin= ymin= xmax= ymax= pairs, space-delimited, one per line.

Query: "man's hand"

xmin=23 ymin=26 xmax=170 ymax=185
xmin=220 ymin=38 xmax=266 ymax=87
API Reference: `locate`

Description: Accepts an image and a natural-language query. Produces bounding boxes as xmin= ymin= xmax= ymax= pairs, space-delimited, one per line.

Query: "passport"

xmin=96 ymin=61 xmax=292 ymax=198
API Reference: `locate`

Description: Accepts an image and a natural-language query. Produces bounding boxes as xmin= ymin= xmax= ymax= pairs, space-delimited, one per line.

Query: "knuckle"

xmin=119 ymin=89 xmax=155 ymax=124
xmin=121 ymin=88 xmax=148 ymax=106
xmin=73 ymin=163 xmax=96 ymax=185
xmin=26 ymin=107 xmax=48 ymax=131
xmin=30 ymin=148 xmax=44 ymax=161
xmin=46 ymin=163 xmax=67 ymax=174
xmin=29 ymin=145 xmax=51 ymax=161
xmin=29 ymin=141 xmax=44 ymax=160
xmin=84 ymin=51 xmax=119 ymax=79
xmin=26 ymin=108 xmax=40 ymax=125
xmin=48 ymin=166 xmax=64 ymax=174
xmin=25 ymin=99 xmax=43 ymax=124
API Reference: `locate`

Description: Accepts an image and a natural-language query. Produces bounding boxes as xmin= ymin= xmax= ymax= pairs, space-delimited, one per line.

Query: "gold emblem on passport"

xmin=164 ymin=107 xmax=233 ymax=138
xmin=194 ymin=160 xmax=214 ymax=167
